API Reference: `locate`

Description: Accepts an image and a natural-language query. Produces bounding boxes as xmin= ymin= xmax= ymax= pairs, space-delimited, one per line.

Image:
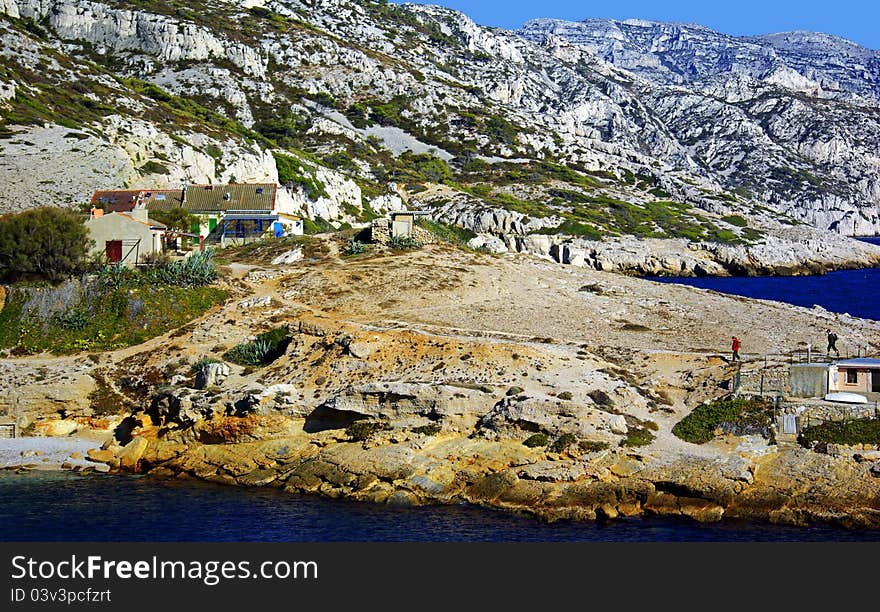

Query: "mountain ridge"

xmin=0 ymin=0 xmax=879 ymax=274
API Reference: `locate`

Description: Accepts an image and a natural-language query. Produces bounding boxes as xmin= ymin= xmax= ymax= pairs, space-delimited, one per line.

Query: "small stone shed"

xmin=371 ymin=210 xmax=434 ymax=245
xmin=789 ymin=363 xmax=831 ymax=398
xmin=85 ymin=209 xmax=166 ymax=265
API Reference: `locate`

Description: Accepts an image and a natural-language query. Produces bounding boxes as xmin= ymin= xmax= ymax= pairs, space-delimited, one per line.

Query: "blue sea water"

xmin=647 ymin=236 xmax=880 ymax=321
xmin=1 ymin=471 xmax=878 ymax=542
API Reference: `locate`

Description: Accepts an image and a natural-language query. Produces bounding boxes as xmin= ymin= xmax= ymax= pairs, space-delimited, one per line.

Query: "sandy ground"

xmin=0 ymin=437 xmax=102 ymax=470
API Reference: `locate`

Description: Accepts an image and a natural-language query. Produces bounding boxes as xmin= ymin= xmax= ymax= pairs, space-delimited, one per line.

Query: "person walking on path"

xmin=827 ymin=330 xmax=839 ymax=357
xmin=731 ymin=336 xmax=741 ymax=362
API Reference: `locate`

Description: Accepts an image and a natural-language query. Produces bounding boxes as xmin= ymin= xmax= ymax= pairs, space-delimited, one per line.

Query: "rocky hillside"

xmin=1 ymin=0 xmax=879 ymax=269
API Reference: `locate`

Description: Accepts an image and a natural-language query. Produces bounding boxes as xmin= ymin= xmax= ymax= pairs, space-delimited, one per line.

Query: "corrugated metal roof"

xmin=836 ymin=358 xmax=880 ymax=368
xmin=177 ymin=183 xmax=276 ymax=213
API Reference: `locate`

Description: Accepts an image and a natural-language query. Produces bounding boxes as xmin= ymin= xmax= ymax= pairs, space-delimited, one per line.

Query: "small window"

xmin=846 ymin=369 xmax=858 ymax=384
xmin=156 ymin=194 xmax=166 ymax=201
xmin=256 ymin=187 xmax=264 ymax=194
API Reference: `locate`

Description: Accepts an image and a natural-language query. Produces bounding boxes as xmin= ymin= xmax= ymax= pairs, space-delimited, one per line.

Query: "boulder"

xmin=118 ymin=437 xmax=149 ymax=471
xmin=607 ymin=415 xmax=629 ymax=435
xmin=271 ymin=248 xmax=303 ymax=265
xmin=87 ymin=448 xmax=115 ymax=463
xmin=299 ymin=320 xmax=327 ymax=337
xmin=467 ymin=234 xmax=508 ymax=254
xmin=195 ymin=362 xmax=231 ymax=390
xmin=238 ymin=295 xmax=273 ymax=309
xmin=478 ymin=395 xmax=608 ymax=439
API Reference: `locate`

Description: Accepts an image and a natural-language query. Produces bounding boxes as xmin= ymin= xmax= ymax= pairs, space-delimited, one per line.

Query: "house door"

xmin=782 ymin=414 xmax=798 ymax=435
xmin=872 ymin=372 xmax=880 ymax=393
xmin=105 ymin=240 xmax=122 ymax=263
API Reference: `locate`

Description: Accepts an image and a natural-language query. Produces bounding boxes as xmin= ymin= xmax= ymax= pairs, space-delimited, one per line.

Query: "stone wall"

xmin=371 ymin=218 xmax=391 ymax=244
xmin=777 ymin=400 xmax=878 ymax=433
xmin=371 ymin=218 xmax=434 ymax=245
xmin=737 ymin=363 xmax=790 ymax=396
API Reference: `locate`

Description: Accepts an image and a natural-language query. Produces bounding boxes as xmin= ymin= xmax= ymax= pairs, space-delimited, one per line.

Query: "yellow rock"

xmin=118 ymin=436 xmax=149 ymax=471
xmin=87 ymin=448 xmax=115 ymax=463
xmin=610 ymin=458 xmax=642 ymax=477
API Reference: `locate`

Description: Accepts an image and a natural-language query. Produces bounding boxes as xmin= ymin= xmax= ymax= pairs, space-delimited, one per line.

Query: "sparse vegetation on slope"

xmin=672 ymin=397 xmax=774 ymax=444
xmin=798 ymin=418 xmax=880 ymax=449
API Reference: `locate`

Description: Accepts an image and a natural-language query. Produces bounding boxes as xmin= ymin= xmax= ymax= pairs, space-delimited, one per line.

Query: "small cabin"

xmin=389 ymin=211 xmax=432 ymax=239
xmin=85 ymin=209 xmax=167 ymax=265
xmin=830 ymin=358 xmax=880 ymax=394
xmin=789 ymin=358 xmax=880 ymax=400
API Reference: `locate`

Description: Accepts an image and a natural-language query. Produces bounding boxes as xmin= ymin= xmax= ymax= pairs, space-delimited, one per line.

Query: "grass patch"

xmin=0 ymin=282 xmax=227 ymax=355
xmin=672 ymin=397 xmax=774 ymax=444
xmin=415 ymin=218 xmax=476 ymax=245
xmin=219 ymin=235 xmax=329 ymax=263
xmin=579 ymin=440 xmax=610 ymax=453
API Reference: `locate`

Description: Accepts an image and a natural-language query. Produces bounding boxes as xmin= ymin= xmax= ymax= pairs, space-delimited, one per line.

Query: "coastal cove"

xmin=646 ymin=237 xmax=880 ymax=323
xmin=3 ymin=470 xmax=880 ymax=542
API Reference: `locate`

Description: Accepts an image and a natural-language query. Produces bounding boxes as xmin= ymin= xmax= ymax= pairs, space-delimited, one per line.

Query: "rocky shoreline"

xmin=3 ymin=241 xmax=880 ymax=532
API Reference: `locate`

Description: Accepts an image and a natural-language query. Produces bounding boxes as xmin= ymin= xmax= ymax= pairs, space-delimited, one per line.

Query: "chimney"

xmin=90 ymin=208 xmax=104 ymax=219
xmin=130 ymin=208 xmax=148 ymax=222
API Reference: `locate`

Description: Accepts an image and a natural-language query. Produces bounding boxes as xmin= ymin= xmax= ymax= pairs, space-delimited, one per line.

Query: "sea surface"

xmin=647 ymin=236 xmax=880 ymax=322
xmin=1 ymin=471 xmax=878 ymax=542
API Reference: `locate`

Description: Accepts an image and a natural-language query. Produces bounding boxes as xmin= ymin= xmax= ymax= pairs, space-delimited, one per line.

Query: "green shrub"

xmin=414 ymin=218 xmax=476 ymax=245
xmin=579 ymin=440 xmax=610 ymax=453
xmin=506 ymin=386 xmax=525 ymax=396
xmin=549 ymin=433 xmax=577 ymax=454
xmin=388 ymin=235 xmax=422 ymax=250
xmin=412 ymin=423 xmax=442 ymax=436
xmin=0 ymin=207 xmax=91 ymax=283
xmin=149 ymin=208 xmax=199 ymax=233
xmin=523 ymin=433 xmax=549 ymax=448
xmin=344 ymin=239 xmax=367 ymax=256
xmin=672 ymin=397 xmax=774 ymax=444
xmin=620 ymin=427 xmax=655 ymax=447
xmin=346 ymin=420 xmax=389 ymax=442
xmin=557 ymin=391 xmax=573 ymax=401
xmin=223 ymin=327 xmax=291 ymax=367
xmin=302 ymin=217 xmax=335 ymax=235
xmin=140 ymin=249 xmax=218 ymax=288
xmin=798 ymin=418 xmax=880 ymax=449
xmin=53 ymin=309 xmax=88 ymax=331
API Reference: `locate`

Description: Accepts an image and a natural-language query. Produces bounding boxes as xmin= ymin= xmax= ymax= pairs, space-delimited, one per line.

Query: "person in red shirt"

xmin=731 ymin=336 xmax=741 ymax=361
